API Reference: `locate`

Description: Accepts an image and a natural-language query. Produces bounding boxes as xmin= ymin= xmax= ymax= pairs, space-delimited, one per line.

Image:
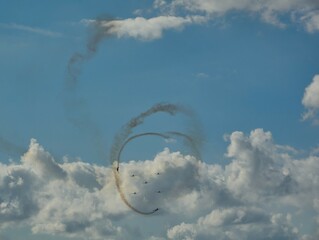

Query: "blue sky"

xmin=1 ymin=0 xmax=319 ymax=239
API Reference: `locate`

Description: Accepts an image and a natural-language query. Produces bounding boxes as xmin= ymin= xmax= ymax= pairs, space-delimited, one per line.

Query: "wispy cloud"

xmin=153 ymin=0 xmax=319 ymax=32
xmin=196 ymin=72 xmax=209 ymax=79
xmin=0 ymin=22 xmax=62 ymax=37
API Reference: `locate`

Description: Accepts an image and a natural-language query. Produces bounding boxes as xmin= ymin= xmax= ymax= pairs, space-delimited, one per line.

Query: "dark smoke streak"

xmin=66 ymin=18 xmax=114 ymax=90
xmin=114 ymin=131 xmax=201 ymax=215
xmin=110 ymin=103 xmax=202 ymax=215
xmin=110 ymin=103 xmax=191 ymax=168
xmin=64 ymin=18 xmax=114 ymax=160
xmin=114 ymin=133 xmax=169 ymax=215
xmin=116 ymin=131 xmax=201 ymax=170
xmin=116 ymin=132 xmax=170 ymax=171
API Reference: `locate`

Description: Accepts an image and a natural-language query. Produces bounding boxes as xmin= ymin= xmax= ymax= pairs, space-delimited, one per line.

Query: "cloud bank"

xmin=302 ymin=75 xmax=319 ymax=124
xmin=1 ymin=128 xmax=319 ymax=239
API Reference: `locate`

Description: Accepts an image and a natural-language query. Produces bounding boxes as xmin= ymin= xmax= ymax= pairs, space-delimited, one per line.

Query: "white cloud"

xmin=79 ymin=0 xmax=319 ymax=44
xmin=154 ymin=0 xmax=319 ymax=32
xmin=165 ymin=128 xmax=319 ymax=239
xmin=154 ymin=0 xmax=167 ymax=9
xmin=196 ymin=72 xmax=209 ymax=79
xmin=83 ymin=15 xmax=207 ymax=41
xmin=21 ymin=139 xmax=67 ymax=180
xmin=0 ymin=140 xmax=210 ymax=239
xmin=224 ymin=129 xmax=290 ymax=201
xmin=169 ymin=0 xmax=316 ymax=14
xmin=167 ymin=208 xmax=299 ymax=240
xmin=1 ymin=129 xmax=319 ymax=239
xmin=302 ymin=75 xmax=319 ymax=123
xmin=0 ymin=139 xmax=127 ymax=239
xmin=306 ymin=13 xmax=319 ymax=32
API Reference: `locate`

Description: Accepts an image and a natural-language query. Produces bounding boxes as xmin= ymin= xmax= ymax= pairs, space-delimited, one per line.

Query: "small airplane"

xmin=153 ymin=208 xmax=159 ymax=212
xmin=144 ymin=181 xmax=148 ymax=184
xmin=157 ymin=191 xmax=161 ymax=193
xmin=131 ymin=174 xmax=135 ymax=177
xmin=132 ymin=192 xmax=137 ymax=195
xmin=156 ymin=172 xmax=160 ymax=175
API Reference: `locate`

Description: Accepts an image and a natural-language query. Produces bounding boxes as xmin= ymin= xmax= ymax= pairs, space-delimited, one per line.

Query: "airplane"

xmin=132 ymin=192 xmax=137 ymax=195
xmin=157 ymin=191 xmax=161 ymax=193
xmin=144 ymin=181 xmax=148 ymax=184
xmin=156 ymin=172 xmax=160 ymax=175
xmin=153 ymin=208 xmax=159 ymax=212
xmin=131 ymin=174 xmax=135 ymax=177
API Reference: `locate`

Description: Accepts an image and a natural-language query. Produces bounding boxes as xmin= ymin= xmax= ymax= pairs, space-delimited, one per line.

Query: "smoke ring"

xmin=109 ymin=103 xmax=203 ymax=215
xmin=114 ymin=131 xmax=201 ymax=215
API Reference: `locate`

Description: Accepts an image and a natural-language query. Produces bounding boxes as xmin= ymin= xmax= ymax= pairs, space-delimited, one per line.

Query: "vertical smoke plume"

xmin=66 ymin=18 xmax=114 ymax=90
xmin=64 ymin=17 xmax=115 ymax=160
xmin=0 ymin=19 xmax=115 ymax=160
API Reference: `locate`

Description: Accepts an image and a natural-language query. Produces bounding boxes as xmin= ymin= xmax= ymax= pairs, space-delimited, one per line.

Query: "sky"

xmin=1 ymin=0 xmax=319 ymax=239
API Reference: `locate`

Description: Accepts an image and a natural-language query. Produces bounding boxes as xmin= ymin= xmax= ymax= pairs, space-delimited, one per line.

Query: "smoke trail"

xmin=110 ymin=103 xmax=193 ymax=167
xmin=113 ymin=131 xmax=201 ymax=215
xmin=116 ymin=131 xmax=201 ymax=170
xmin=117 ymin=132 xmax=170 ymax=167
xmin=64 ymin=17 xmax=115 ymax=160
xmin=110 ymin=103 xmax=203 ymax=215
xmin=0 ymin=19 xmax=114 ymax=161
xmin=66 ymin=17 xmax=114 ymax=90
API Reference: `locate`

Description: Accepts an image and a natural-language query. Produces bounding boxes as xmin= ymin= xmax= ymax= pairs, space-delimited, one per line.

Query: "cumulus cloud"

xmin=1 ymin=129 xmax=319 ymax=239
xmin=302 ymin=75 xmax=319 ymax=123
xmin=0 ymin=139 xmax=126 ymax=239
xmin=166 ymin=128 xmax=319 ymax=240
xmin=167 ymin=208 xmax=299 ymax=240
xmin=0 ymin=139 xmax=209 ymax=239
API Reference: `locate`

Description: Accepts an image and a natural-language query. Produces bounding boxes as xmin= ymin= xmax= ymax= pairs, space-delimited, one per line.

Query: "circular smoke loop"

xmin=110 ymin=103 xmax=203 ymax=215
